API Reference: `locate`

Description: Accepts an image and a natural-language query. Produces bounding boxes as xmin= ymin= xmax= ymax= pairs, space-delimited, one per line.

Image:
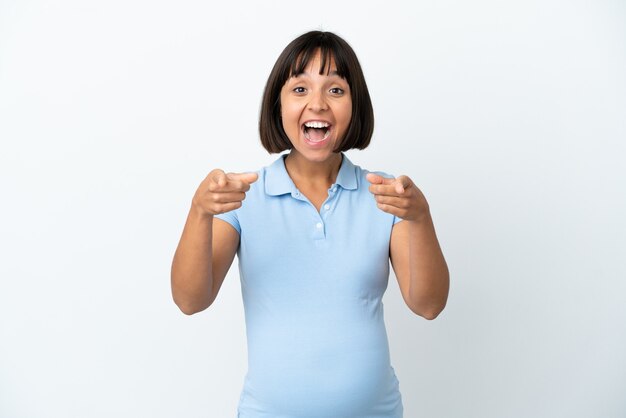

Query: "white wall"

xmin=1 ymin=1 xmax=625 ymax=417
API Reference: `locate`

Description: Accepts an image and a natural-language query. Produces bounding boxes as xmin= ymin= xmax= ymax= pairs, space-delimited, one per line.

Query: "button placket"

xmin=312 ymin=218 xmax=325 ymax=240
xmin=292 ymin=185 xmax=340 ymax=241
xmin=315 ymin=185 xmax=340 ymax=239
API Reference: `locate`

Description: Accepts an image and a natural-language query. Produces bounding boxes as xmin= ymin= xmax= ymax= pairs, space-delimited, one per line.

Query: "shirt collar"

xmin=265 ymin=152 xmax=358 ymax=196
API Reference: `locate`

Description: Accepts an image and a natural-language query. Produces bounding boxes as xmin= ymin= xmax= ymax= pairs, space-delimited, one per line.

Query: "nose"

xmin=308 ymin=89 xmax=328 ymax=112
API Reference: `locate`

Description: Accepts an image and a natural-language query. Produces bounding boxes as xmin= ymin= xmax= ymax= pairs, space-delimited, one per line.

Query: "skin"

xmin=367 ymin=173 xmax=449 ymax=319
xmin=280 ymin=51 xmax=352 ymax=210
xmin=171 ymin=170 xmax=257 ymax=314
xmin=171 ymin=49 xmax=449 ymax=319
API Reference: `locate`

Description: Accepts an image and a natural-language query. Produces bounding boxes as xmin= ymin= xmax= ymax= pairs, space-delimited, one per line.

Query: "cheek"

xmin=279 ymin=103 xmax=300 ymax=139
xmin=279 ymin=97 xmax=295 ymax=118
xmin=280 ymin=105 xmax=297 ymax=129
xmin=340 ymin=101 xmax=353 ymax=126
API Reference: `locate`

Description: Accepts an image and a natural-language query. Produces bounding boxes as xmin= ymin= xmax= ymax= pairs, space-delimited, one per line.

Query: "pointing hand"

xmin=366 ymin=172 xmax=430 ymax=223
xmin=193 ymin=169 xmax=259 ymax=216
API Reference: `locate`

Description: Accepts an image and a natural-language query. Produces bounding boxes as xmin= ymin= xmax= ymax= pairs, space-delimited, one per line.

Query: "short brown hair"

xmin=259 ymin=31 xmax=374 ymax=153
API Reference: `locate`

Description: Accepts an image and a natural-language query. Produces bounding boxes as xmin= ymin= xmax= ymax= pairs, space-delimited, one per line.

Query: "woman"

xmin=171 ymin=30 xmax=449 ymax=418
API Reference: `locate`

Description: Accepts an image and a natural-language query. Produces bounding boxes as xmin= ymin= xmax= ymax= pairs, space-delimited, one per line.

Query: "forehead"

xmin=289 ymin=47 xmax=345 ymax=78
xmin=299 ymin=51 xmax=336 ymax=72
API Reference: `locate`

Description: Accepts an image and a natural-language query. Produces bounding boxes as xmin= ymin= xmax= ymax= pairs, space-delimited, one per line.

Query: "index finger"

xmin=223 ymin=172 xmax=258 ymax=192
xmin=207 ymin=170 xmax=248 ymax=192
xmin=229 ymin=172 xmax=259 ymax=184
xmin=366 ymin=172 xmax=395 ymax=185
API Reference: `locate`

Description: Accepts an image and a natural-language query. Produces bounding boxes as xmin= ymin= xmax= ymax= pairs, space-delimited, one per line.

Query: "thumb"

xmin=228 ymin=172 xmax=259 ymax=184
xmin=210 ymin=169 xmax=228 ymax=187
xmin=394 ymin=175 xmax=411 ymax=194
xmin=393 ymin=179 xmax=405 ymax=194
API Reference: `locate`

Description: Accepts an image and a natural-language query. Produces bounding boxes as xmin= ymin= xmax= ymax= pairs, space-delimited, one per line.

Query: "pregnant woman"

xmin=171 ymin=30 xmax=450 ymax=418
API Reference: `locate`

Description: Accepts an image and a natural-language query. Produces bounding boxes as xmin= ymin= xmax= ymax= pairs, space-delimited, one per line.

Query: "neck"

xmin=284 ymin=151 xmax=343 ymax=189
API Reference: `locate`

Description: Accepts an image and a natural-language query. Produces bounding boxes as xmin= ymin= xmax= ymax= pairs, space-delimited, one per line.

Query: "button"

xmin=316 ymin=222 xmax=323 ymax=229
xmin=324 ymin=204 xmax=330 ymax=210
xmin=332 ymin=187 xmax=337 ymax=192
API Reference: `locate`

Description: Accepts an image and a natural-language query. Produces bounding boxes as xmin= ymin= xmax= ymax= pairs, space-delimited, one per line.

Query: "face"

xmin=279 ymin=50 xmax=352 ymax=163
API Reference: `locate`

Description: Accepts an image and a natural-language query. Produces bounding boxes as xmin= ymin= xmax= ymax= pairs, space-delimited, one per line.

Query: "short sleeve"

xmin=214 ymin=209 xmax=241 ymax=234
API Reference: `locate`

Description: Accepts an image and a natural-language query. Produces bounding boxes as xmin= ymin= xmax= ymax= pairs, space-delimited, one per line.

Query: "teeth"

xmin=304 ymin=121 xmax=330 ymax=128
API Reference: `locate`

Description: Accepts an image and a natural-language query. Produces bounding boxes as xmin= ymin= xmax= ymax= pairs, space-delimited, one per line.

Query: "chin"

xmin=292 ymin=143 xmax=340 ymax=162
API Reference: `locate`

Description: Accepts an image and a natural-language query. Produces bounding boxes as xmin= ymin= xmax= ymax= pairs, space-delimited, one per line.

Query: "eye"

xmin=330 ymin=87 xmax=345 ymax=95
xmin=293 ymin=87 xmax=306 ymax=94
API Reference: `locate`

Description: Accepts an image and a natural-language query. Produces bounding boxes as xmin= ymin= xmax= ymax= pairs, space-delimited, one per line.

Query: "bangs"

xmin=286 ymin=40 xmax=350 ymax=81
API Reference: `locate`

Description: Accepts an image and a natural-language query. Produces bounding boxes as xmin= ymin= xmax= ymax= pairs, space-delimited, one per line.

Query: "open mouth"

xmin=302 ymin=121 xmax=332 ymax=143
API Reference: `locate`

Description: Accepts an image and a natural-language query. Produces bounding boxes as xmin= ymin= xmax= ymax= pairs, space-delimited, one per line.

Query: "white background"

xmin=1 ymin=1 xmax=625 ymax=417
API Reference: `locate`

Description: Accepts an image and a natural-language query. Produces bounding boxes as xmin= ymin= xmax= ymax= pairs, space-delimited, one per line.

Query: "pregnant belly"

xmin=242 ymin=324 xmax=400 ymax=416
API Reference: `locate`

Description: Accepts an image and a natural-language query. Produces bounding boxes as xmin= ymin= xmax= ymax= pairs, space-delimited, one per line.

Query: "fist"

xmin=192 ymin=169 xmax=258 ymax=217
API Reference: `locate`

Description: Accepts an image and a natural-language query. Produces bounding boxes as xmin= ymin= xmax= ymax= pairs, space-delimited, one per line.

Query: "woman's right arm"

xmin=170 ymin=170 xmax=258 ymax=315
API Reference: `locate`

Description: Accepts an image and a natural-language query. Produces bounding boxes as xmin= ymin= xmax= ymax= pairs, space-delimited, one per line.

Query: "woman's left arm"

xmin=366 ymin=173 xmax=450 ymax=320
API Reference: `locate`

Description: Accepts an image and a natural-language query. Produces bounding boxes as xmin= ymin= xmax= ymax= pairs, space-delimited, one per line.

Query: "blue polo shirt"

xmin=215 ymin=152 xmax=404 ymax=418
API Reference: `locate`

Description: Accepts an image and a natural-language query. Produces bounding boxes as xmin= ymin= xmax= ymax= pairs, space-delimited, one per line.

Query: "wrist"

xmin=190 ymin=199 xmax=214 ymax=221
xmin=409 ymin=207 xmax=432 ymax=225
